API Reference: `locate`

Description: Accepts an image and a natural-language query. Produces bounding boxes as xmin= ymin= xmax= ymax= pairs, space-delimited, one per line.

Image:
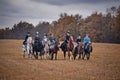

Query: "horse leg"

xmin=73 ymin=51 xmax=76 ymax=60
xmin=78 ymin=53 xmax=81 ymax=60
xmin=55 ymin=53 xmax=57 ymax=60
xmin=82 ymin=52 xmax=85 ymax=60
xmin=64 ymin=51 xmax=66 ymax=59
xmin=79 ymin=52 xmax=82 ymax=60
xmin=23 ymin=51 xmax=25 ymax=58
xmin=81 ymin=52 xmax=83 ymax=59
xmin=68 ymin=51 xmax=70 ymax=60
xmin=36 ymin=52 xmax=38 ymax=59
xmin=47 ymin=51 xmax=50 ymax=60
xmin=51 ymin=53 xmax=53 ymax=60
xmin=33 ymin=51 xmax=36 ymax=59
xmin=73 ymin=53 xmax=76 ymax=60
xmin=29 ymin=50 xmax=32 ymax=59
xmin=28 ymin=53 xmax=31 ymax=59
xmin=27 ymin=48 xmax=30 ymax=59
xmin=87 ymin=53 xmax=90 ymax=60
xmin=46 ymin=52 xmax=48 ymax=60
xmin=40 ymin=50 xmax=44 ymax=60
xmin=40 ymin=52 xmax=43 ymax=60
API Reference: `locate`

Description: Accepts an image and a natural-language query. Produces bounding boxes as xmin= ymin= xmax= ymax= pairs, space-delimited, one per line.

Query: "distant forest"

xmin=0 ymin=6 xmax=120 ymax=43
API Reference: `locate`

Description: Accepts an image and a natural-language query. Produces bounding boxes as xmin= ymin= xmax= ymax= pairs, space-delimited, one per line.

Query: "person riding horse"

xmin=26 ymin=32 xmax=33 ymax=59
xmin=83 ymin=34 xmax=92 ymax=60
xmin=34 ymin=32 xmax=41 ymax=44
xmin=22 ymin=32 xmax=31 ymax=58
xmin=83 ymin=34 xmax=91 ymax=50
xmin=24 ymin=32 xmax=30 ymax=44
xmin=42 ymin=33 xmax=50 ymax=59
xmin=73 ymin=34 xmax=83 ymax=60
xmin=33 ymin=32 xmax=44 ymax=59
xmin=42 ymin=33 xmax=48 ymax=46
xmin=64 ymin=30 xmax=71 ymax=50
xmin=76 ymin=34 xmax=82 ymax=46
xmin=49 ymin=33 xmax=56 ymax=49
xmin=60 ymin=30 xmax=74 ymax=60
xmin=23 ymin=32 xmax=30 ymax=48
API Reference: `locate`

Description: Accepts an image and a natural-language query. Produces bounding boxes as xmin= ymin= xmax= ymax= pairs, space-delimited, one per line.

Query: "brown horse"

xmin=60 ymin=36 xmax=74 ymax=60
xmin=73 ymin=42 xmax=83 ymax=60
xmin=49 ymin=39 xmax=60 ymax=60
xmin=67 ymin=36 xmax=74 ymax=60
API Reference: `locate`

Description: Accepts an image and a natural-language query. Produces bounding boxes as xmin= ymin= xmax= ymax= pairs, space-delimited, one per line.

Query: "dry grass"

xmin=0 ymin=39 xmax=120 ymax=80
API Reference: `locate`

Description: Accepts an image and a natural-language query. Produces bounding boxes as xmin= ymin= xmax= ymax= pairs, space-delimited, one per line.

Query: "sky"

xmin=0 ymin=0 xmax=120 ymax=29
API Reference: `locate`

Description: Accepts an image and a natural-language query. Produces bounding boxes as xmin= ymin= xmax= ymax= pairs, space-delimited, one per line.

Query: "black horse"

xmin=73 ymin=43 xmax=84 ymax=60
xmin=83 ymin=43 xmax=92 ymax=60
xmin=33 ymin=42 xmax=44 ymax=59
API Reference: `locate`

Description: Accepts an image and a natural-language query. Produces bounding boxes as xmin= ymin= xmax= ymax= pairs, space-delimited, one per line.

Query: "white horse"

xmin=22 ymin=42 xmax=27 ymax=58
xmin=42 ymin=37 xmax=50 ymax=59
xmin=26 ymin=36 xmax=33 ymax=59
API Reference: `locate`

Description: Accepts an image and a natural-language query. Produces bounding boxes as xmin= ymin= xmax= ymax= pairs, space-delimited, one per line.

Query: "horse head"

xmin=84 ymin=43 xmax=92 ymax=53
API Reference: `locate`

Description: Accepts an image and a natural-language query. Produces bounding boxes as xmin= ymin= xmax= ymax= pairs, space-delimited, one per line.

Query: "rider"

xmin=34 ymin=32 xmax=40 ymax=44
xmin=42 ymin=33 xmax=48 ymax=46
xmin=83 ymin=34 xmax=91 ymax=50
xmin=22 ymin=32 xmax=30 ymax=52
xmin=65 ymin=30 xmax=70 ymax=43
xmin=23 ymin=32 xmax=30 ymax=45
xmin=26 ymin=32 xmax=33 ymax=57
xmin=76 ymin=34 xmax=82 ymax=44
xmin=64 ymin=30 xmax=71 ymax=49
xmin=76 ymin=34 xmax=82 ymax=47
xmin=49 ymin=33 xmax=56 ymax=49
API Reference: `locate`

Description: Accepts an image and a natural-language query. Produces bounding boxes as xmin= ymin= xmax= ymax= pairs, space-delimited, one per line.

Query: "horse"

xmin=60 ymin=36 xmax=74 ymax=60
xmin=42 ymin=40 xmax=50 ymax=60
xmin=33 ymin=41 xmax=44 ymax=59
xmin=73 ymin=42 xmax=84 ymax=60
xmin=83 ymin=43 xmax=92 ymax=60
xmin=49 ymin=39 xmax=60 ymax=60
xmin=26 ymin=36 xmax=33 ymax=59
xmin=22 ymin=41 xmax=27 ymax=58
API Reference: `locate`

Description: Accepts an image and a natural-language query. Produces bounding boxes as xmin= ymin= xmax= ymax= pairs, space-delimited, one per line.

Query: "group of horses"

xmin=22 ymin=37 xmax=92 ymax=60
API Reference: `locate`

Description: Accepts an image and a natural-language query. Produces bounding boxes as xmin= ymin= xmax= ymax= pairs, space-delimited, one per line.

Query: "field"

xmin=0 ymin=40 xmax=120 ymax=80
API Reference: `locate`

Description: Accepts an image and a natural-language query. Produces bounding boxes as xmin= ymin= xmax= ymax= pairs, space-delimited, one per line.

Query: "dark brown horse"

xmin=49 ymin=39 xmax=60 ymax=60
xmin=73 ymin=42 xmax=83 ymax=60
xmin=61 ymin=36 xmax=74 ymax=60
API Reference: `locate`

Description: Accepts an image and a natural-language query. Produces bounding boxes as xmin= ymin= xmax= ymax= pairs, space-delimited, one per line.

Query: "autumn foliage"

xmin=0 ymin=6 xmax=120 ymax=43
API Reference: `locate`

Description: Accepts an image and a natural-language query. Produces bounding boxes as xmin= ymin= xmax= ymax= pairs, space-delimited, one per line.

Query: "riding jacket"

xmin=65 ymin=33 xmax=70 ymax=43
xmin=83 ymin=36 xmax=91 ymax=44
xmin=24 ymin=35 xmax=28 ymax=42
xmin=34 ymin=35 xmax=40 ymax=43
xmin=76 ymin=38 xmax=81 ymax=44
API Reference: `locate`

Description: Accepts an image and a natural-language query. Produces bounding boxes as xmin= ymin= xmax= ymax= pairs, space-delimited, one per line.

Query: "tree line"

xmin=0 ymin=6 xmax=120 ymax=43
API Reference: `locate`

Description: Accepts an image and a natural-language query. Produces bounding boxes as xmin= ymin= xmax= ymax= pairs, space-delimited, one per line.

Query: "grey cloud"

xmin=0 ymin=0 xmax=120 ymax=28
xmin=30 ymin=0 xmax=117 ymax=5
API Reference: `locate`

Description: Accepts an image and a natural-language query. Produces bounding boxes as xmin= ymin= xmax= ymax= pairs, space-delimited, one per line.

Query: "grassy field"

xmin=0 ymin=40 xmax=120 ymax=80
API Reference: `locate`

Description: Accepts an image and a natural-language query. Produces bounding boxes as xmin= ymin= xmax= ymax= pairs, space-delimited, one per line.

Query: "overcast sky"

xmin=0 ymin=0 xmax=120 ymax=28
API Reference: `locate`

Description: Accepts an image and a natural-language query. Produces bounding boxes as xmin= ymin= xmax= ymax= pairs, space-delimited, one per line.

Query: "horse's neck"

xmin=27 ymin=37 xmax=32 ymax=43
xmin=85 ymin=43 xmax=89 ymax=49
xmin=68 ymin=39 xmax=73 ymax=45
xmin=78 ymin=43 xmax=83 ymax=49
